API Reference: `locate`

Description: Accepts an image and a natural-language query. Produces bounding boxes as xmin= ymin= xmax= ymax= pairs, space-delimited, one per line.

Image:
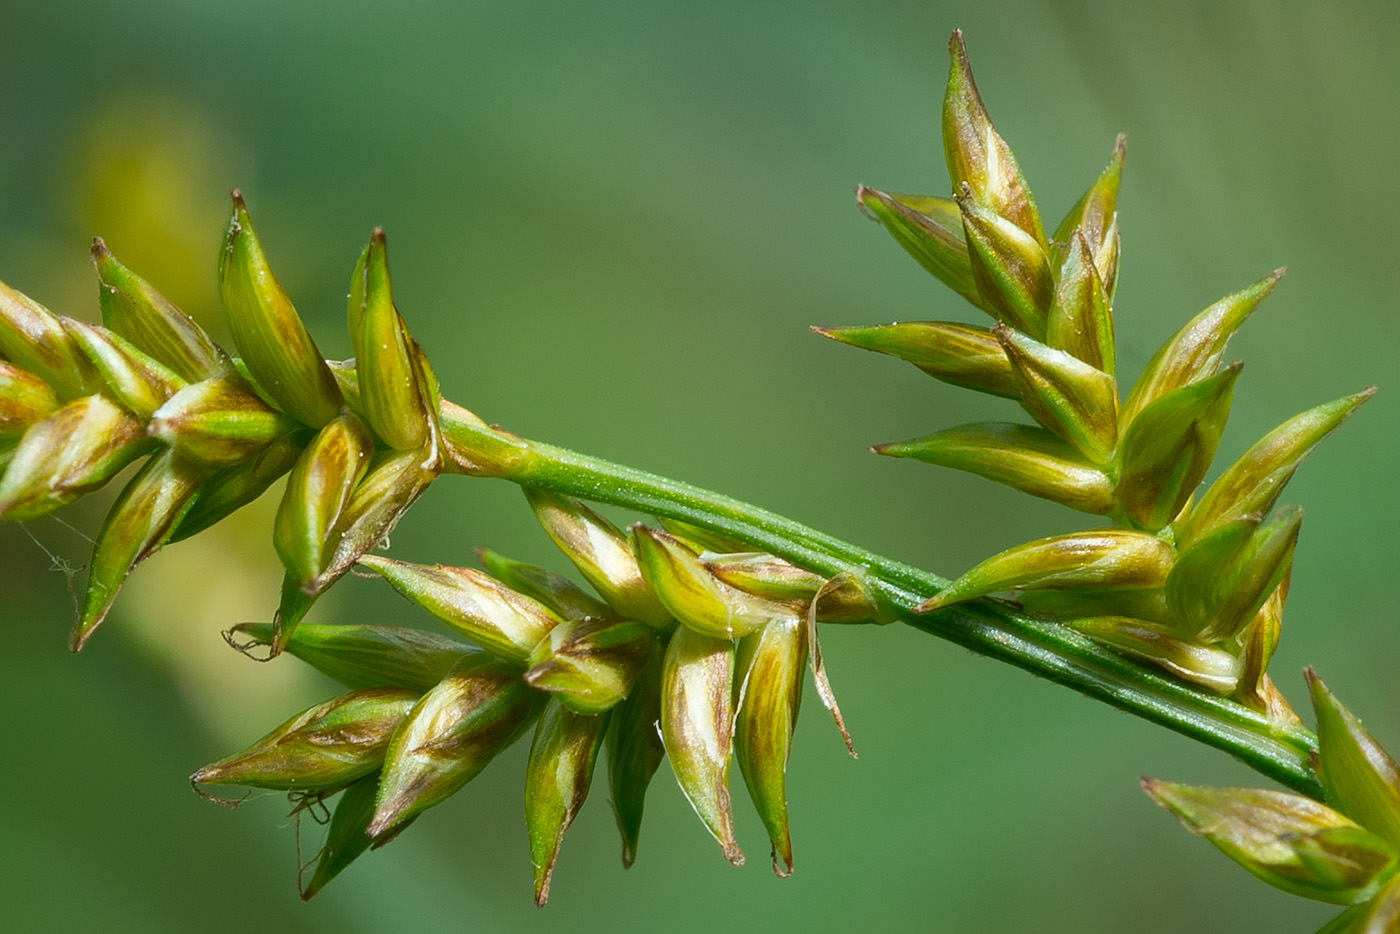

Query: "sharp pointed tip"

xmin=230 ymin=188 xmax=246 ymax=207
xmin=371 ymin=226 xmax=387 ymax=242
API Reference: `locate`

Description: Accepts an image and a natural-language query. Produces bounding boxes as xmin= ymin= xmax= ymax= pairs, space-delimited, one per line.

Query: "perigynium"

xmin=0 ymin=29 xmax=1383 ymax=927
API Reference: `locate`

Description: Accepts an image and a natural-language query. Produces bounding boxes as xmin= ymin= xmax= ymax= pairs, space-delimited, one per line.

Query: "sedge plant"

xmin=0 ymin=30 xmax=1389 ymax=930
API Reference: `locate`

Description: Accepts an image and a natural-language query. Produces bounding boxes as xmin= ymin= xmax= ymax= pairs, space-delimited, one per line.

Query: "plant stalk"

xmin=441 ymin=414 xmax=1322 ymax=798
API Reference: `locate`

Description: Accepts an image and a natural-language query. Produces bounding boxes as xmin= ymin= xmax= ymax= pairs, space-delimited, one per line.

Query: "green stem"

xmin=442 ymin=416 xmax=1322 ymax=798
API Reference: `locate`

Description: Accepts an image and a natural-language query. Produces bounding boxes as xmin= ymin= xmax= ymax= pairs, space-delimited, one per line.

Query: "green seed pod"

xmin=299 ymin=772 xmax=411 ymax=901
xmin=1050 ymin=135 xmax=1125 ymax=269
xmin=1169 ymin=508 xmax=1301 ymax=644
xmin=65 ymin=319 xmax=186 ymax=420
xmin=660 ymin=624 xmax=743 ymax=866
xmin=358 ymin=555 xmax=560 ymax=665
xmin=274 ymin=413 xmax=373 ymax=594
xmin=1046 ymin=231 xmax=1114 ymax=375
xmin=347 ymin=229 xmax=432 ymax=451
xmin=149 ymin=375 xmax=300 ymax=465
xmin=191 ymin=688 xmax=419 ymax=793
xmin=526 ymin=489 xmax=672 ymax=628
xmin=92 ymin=238 xmax=229 ymax=382
xmin=317 ymin=446 xmax=440 ymax=587
xmin=1114 ymin=364 xmax=1241 ymax=531
xmin=1307 ymin=671 xmax=1400 ymax=851
xmin=72 ymin=448 xmax=207 ymax=650
xmin=1072 ymin=617 xmax=1240 ymax=694
xmin=873 ymin=422 xmax=1116 ymax=515
xmin=229 ymin=622 xmax=482 ymax=693
xmin=0 ymin=394 xmax=150 ymax=521
xmin=634 ymin=526 xmax=785 ymax=639
xmin=1119 ymin=269 xmax=1282 ymax=429
xmin=524 ymin=618 xmax=654 ymax=715
xmin=168 ymin=433 xmax=304 ymax=543
xmin=811 ymin=321 xmax=1017 ymax=399
xmin=735 ymin=615 xmax=807 ymax=877
xmin=916 ymin=529 xmax=1175 ymax=613
xmin=853 ymin=186 xmax=984 ymax=311
xmin=1142 ymin=779 xmax=1397 ymax=905
xmin=524 ymin=700 xmax=607 ymax=906
xmin=0 ymin=279 xmax=101 ymax=400
xmin=1179 ymin=389 xmax=1373 ymax=546
xmin=369 ymin=655 xmax=544 ymax=836
xmin=606 ymin=648 xmax=665 ymax=868
xmin=995 ymin=325 xmax=1118 ymax=465
xmin=0 ymin=361 xmax=59 ymax=437
xmin=476 ymin=546 xmax=611 ymax=620
xmin=958 ymin=192 xmax=1052 ymax=339
xmin=943 ymin=30 xmax=1044 ymax=246
xmin=217 ymin=191 xmax=343 ymax=428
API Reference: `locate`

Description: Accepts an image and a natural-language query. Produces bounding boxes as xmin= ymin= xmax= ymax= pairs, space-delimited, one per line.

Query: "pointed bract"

xmin=943 ymin=30 xmax=1044 ymax=245
xmin=1142 ymin=779 xmax=1397 ymax=905
xmin=606 ymin=649 xmax=665 ymax=869
xmin=191 ymin=688 xmax=419 ymax=792
xmin=300 ymin=772 xmax=403 ymax=900
xmin=525 ymin=700 xmax=607 ymax=906
xmin=348 ymin=230 xmax=433 ymax=451
xmin=93 ymin=238 xmax=229 ymax=382
xmin=1120 ymin=270 xmax=1281 ymax=428
xmin=812 ymin=320 xmax=1016 ymax=398
xmin=1307 ymin=671 xmax=1400 ymax=852
xmin=0 ymin=279 xmax=100 ymax=399
xmin=1046 ymin=231 xmax=1114 ymax=375
xmin=917 ymin=529 xmax=1175 ymax=613
xmin=358 ymin=555 xmax=559 ymax=665
xmin=150 ymin=375 xmax=300 ymax=465
xmin=959 ymin=192 xmax=1052 ymax=339
xmin=874 ymin=422 xmax=1116 ymax=515
xmin=1051 ymin=135 xmax=1125 ymax=266
xmin=996 ymin=325 xmax=1117 ymax=464
xmin=0 ymin=394 xmax=150 ymax=521
xmin=735 ymin=615 xmax=807 ymax=876
xmin=527 ymin=489 xmax=673 ymax=628
xmin=369 ymin=655 xmax=542 ymax=836
xmin=660 ymin=625 xmax=743 ymax=866
xmin=218 ymin=191 xmax=343 ymax=427
xmin=1180 ymin=389 xmax=1373 ymax=545
xmin=65 ymin=319 xmax=186 ymax=420
xmin=72 ymin=448 xmax=207 ymax=649
xmin=634 ymin=525 xmax=784 ymax=639
xmin=1114 ymin=364 xmax=1240 ymax=531
xmin=274 ymin=413 xmax=372 ymax=594
xmin=854 ymin=186 xmax=984 ymax=311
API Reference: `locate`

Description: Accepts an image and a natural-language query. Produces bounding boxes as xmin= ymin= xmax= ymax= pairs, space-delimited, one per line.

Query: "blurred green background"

xmin=2 ymin=1 xmax=1397 ymax=931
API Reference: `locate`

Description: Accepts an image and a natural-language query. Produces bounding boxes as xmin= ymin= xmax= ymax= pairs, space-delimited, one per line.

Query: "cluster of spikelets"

xmin=819 ymin=31 xmax=1370 ymax=725
xmin=0 ymin=189 xmax=872 ymax=900
xmin=205 ymin=496 xmax=873 ymax=900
